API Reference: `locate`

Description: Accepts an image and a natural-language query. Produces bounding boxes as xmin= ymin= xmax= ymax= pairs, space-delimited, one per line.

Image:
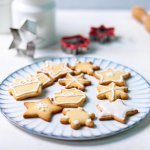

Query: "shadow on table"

xmin=27 ymin=113 xmax=150 ymax=146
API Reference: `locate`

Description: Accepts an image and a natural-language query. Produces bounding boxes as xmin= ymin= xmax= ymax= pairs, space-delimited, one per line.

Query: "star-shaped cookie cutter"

xmin=89 ymin=25 xmax=115 ymax=43
xmin=61 ymin=35 xmax=90 ymax=55
xmin=9 ymin=20 xmax=43 ymax=58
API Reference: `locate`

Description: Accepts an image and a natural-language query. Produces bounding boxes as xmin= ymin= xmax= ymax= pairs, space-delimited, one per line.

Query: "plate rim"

xmin=0 ymin=56 xmax=150 ymax=141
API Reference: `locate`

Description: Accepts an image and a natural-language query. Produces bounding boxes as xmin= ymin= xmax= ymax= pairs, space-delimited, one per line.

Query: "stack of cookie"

xmin=9 ymin=61 xmax=138 ymax=130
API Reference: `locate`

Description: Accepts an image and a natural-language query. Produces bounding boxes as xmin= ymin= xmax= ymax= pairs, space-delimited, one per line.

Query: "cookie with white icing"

xmin=37 ymin=61 xmax=73 ymax=81
xmin=97 ymin=82 xmax=128 ymax=102
xmin=58 ymin=73 xmax=91 ymax=91
xmin=9 ymin=77 xmax=42 ymax=100
xmin=94 ymin=68 xmax=131 ymax=86
xmin=96 ymin=99 xmax=138 ymax=124
xmin=60 ymin=107 xmax=95 ymax=129
xmin=29 ymin=73 xmax=54 ymax=88
xmin=53 ymin=88 xmax=86 ymax=107
xmin=24 ymin=98 xmax=63 ymax=121
xmin=70 ymin=61 xmax=100 ymax=75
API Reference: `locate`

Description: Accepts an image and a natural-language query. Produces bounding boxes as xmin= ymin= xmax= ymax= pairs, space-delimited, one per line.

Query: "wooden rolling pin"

xmin=132 ymin=6 xmax=150 ymax=32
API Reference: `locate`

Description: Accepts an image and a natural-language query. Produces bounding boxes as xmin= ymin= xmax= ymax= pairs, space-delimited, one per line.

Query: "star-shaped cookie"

xmin=70 ymin=61 xmax=100 ymax=75
xmin=58 ymin=73 xmax=91 ymax=91
xmin=97 ymin=82 xmax=128 ymax=101
xmin=94 ymin=68 xmax=131 ymax=86
xmin=37 ymin=61 xmax=73 ymax=81
xmin=60 ymin=107 xmax=95 ymax=129
xmin=24 ymin=98 xmax=63 ymax=121
xmin=96 ymin=99 xmax=138 ymax=124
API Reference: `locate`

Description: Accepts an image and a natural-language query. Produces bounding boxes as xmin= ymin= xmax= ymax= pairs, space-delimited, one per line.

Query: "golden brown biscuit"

xmin=53 ymin=88 xmax=86 ymax=108
xmin=29 ymin=73 xmax=53 ymax=88
xmin=58 ymin=73 xmax=91 ymax=91
xmin=9 ymin=77 xmax=42 ymax=100
xmin=37 ymin=61 xmax=73 ymax=81
xmin=97 ymin=82 xmax=128 ymax=102
xmin=96 ymin=99 xmax=138 ymax=124
xmin=24 ymin=98 xmax=63 ymax=122
xmin=60 ymin=107 xmax=95 ymax=129
xmin=94 ymin=68 xmax=131 ymax=86
xmin=70 ymin=61 xmax=100 ymax=75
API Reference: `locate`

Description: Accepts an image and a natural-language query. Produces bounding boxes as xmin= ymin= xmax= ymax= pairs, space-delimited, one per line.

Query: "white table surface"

xmin=0 ymin=10 xmax=150 ymax=150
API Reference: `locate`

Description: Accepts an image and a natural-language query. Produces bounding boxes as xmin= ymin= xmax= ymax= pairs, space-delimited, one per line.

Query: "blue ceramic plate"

xmin=0 ymin=57 xmax=150 ymax=140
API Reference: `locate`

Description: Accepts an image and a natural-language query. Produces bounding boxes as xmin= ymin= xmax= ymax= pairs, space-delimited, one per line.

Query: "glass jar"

xmin=11 ymin=0 xmax=56 ymax=48
xmin=0 ymin=0 xmax=11 ymax=33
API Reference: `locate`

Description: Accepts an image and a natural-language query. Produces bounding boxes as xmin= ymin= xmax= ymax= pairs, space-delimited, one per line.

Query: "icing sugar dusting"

xmin=36 ymin=103 xmax=48 ymax=111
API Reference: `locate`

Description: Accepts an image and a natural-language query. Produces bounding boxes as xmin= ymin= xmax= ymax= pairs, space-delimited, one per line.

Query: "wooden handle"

xmin=132 ymin=6 xmax=150 ymax=32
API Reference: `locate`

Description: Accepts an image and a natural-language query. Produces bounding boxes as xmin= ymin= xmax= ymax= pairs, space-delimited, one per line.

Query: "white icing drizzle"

xmin=76 ymin=68 xmax=81 ymax=72
xmin=62 ymin=116 xmax=69 ymax=119
xmin=88 ymin=68 xmax=93 ymax=72
xmin=55 ymin=92 xmax=85 ymax=98
xmin=11 ymin=78 xmax=41 ymax=97
xmin=53 ymin=88 xmax=86 ymax=104
xmin=11 ymin=77 xmax=40 ymax=87
xmin=39 ymin=62 xmax=72 ymax=78
xmin=98 ymin=82 xmax=127 ymax=100
xmin=106 ymin=72 xmax=114 ymax=77
xmin=77 ymin=107 xmax=83 ymax=110
xmin=36 ymin=103 xmax=48 ymax=112
xmin=55 ymin=93 xmax=84 ymax=97
xmin=35 ymin=73 xmax=51 ymax=85
xmin=88 ymin=112 xmax=93 ymax=115
xmin=95 ymin=69 xmax=128 ymax=83
xmin=12 ymin=81 xmax=39 ymax=88
xmin=55 ymin=89 xmax=85 ymax=98
xmin=86 ymin=118 xmax=92 ymax=123
xmin=59 ymin=73 xmax=87 ymax=88
xmin=111 ymin=82 xmax=115 ymax=100
xmin=97 ymin=99 xmax=136 ymax=120
xmin=73 ymin=120 xmax=80 ymax=125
